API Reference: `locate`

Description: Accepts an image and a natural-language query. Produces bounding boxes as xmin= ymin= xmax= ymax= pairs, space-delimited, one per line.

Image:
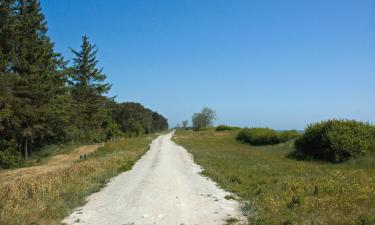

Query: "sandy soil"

xmin=0 ymin=144 xmax=100 ymax=184
xmin=63 ymin=132 xmax=244 ymax=225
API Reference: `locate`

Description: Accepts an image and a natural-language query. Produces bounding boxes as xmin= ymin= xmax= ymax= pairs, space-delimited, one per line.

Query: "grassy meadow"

xmin=174 ymin=129 xmax=375 ymax=225
xmin=0 ymin=134 xmax=157 ymax=225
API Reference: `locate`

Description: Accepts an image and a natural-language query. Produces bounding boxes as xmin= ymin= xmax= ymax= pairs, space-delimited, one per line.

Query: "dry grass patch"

xmin=0 ymin=144 xmax=99 ymax=184
xmin=0 ymin=135 xmax=156 ymax=225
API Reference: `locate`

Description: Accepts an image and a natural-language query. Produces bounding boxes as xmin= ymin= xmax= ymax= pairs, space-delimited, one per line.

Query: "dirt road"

xmin=64 ymin=132 xmax=244 ymax=225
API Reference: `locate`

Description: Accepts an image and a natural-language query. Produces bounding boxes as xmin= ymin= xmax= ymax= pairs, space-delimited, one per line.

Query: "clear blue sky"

xmin=40 ymin=0 xmax=375 ymax=129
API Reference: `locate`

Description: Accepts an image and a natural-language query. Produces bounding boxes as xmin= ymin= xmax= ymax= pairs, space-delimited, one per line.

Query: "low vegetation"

xmin=0 ymin=134 xmax=156 ymax=225
xmin=174 ymin=129 xmax=375 ymax=225
xmin=236 ymin=128 xmax=299 ymax=145
xmin=215 ymin=125 xmax=240 ymax=131
xmin=295 ymin=120 xmax=375 ymax=162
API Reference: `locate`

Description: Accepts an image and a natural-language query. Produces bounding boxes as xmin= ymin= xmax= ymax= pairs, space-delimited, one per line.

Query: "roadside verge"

xmin=0 ymin=134 xmax=157 ymax=225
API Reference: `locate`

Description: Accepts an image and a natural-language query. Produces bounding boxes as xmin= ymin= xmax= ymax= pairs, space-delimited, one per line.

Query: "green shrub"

xmin=358 ymin=214 xmax=375 ymax=225
xmin=215 ymin=125 xmax=240 ymax=131
xmin=237 ymin=128 xmax=280 ymax=145
xmin=237 ymin=128 xmax=301 ymax=146
xmin=0 ymin=140 xmax=21 ymax=169
xmin=216 ymin=125 xmax=232 ymax=131
xmin=287 ymin=195 xmax=303 ymax=208
xmin=295 ymin=119 xmax=375 ymax=162
xmin=279 ymin=130 xmax=300 ymax=142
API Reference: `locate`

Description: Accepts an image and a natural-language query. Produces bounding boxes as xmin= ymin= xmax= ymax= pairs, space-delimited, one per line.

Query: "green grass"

xmin=174 ymin=130 xmax=375 ymax=225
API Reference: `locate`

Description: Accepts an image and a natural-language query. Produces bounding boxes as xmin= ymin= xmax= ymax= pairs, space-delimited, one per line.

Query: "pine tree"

xmin=69 ymin=35 xmax=112 ymax=142
xmin=0 ymin=0 xmax=21 ymax=167
xmin=0 ymin=0 xmax=17 ymax=73
xmin=6 ymin=0 xmax=69 ymax=158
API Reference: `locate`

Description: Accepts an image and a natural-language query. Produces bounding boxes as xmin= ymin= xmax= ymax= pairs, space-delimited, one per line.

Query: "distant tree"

xmin=152 ymin=112 xmax=168 ymax=131
xmin=182 ymin=120 xmax=189 ymax=129
xmin=111 ymin=102 xmax=151 ymax=136
xmin=111 ymin=102 xmax=168 ymax=137
xmin=192 ymin=107 xmax=216 ymax=130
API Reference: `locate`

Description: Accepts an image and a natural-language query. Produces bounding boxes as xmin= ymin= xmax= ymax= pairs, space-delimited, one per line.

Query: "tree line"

xmin=0 ymin=0 xmax=168 ymax=168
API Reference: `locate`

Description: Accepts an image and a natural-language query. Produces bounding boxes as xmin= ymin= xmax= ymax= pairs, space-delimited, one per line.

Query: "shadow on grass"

xmin=285 ymin=150 xmax=315 ymax=161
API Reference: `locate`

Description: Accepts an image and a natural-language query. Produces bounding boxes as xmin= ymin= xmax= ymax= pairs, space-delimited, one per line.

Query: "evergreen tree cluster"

xmin=0 ymin=0 xmax=168 ymax=168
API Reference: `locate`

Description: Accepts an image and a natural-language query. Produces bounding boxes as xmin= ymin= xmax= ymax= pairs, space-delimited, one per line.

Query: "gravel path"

xmin=63 ymin=132 xmax=244 ymax=225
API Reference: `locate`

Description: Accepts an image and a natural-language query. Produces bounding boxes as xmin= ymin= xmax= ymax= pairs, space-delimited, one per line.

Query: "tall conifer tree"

xmin=69 ymin=35 xmax=112 ymax=141
xmin=5 ymin=0 xmax=68 ymax=158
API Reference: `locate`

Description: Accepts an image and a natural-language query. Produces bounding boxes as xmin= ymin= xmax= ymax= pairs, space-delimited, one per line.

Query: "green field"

xmin=174 ymin=129 xmax=375 ymax=225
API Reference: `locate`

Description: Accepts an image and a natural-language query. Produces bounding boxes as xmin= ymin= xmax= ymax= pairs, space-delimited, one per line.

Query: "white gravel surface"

xmin=63 ymin=132 xmax=244 ymax=225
